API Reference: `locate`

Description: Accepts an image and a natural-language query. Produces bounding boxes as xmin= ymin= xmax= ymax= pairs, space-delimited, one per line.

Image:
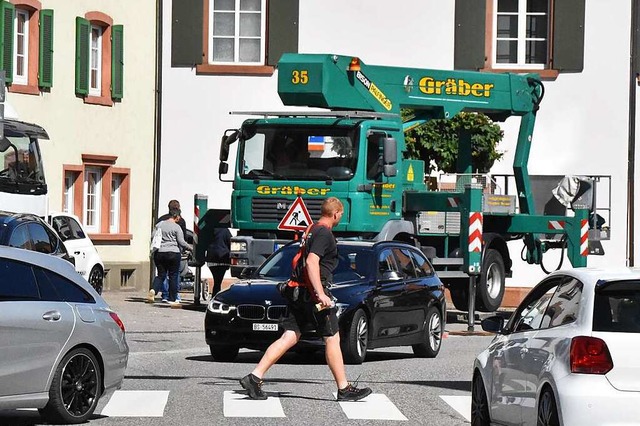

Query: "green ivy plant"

xmin=403 ymin=111 xmax=504 ymax=174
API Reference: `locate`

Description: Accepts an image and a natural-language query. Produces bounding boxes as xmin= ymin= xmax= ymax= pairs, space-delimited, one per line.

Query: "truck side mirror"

xmin=382 ymin=137 xmax=397 ymax=165
xmin=220 ymin=129 xmax=239 ymax=161
xmin=218 ymin=162 xmax=229 ymax=175
xmin=383 ymin=164 xmax=397 ymax=177
xmin=0 ymin=137 xmax=10 ymax=152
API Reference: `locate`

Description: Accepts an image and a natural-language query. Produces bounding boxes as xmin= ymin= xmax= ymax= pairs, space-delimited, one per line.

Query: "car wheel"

xmin=412 ymin=306 xmax=442 ymax=358
xmin=476 ymin=249 xmax=505 ymax=312
xmin=209 ymin=344 xmax=239 ymax=362
xmin=341 ymin=309 xmax=368 ymax=364
xmin=40 ymin=348 xmax=102 ymax=424
xmin=88 ymin=265 xmax=104 ymax=294
xmin=471 ymin=372 xmax=491 ymax=426
xmin=537 ymin=388 xmax=560 ymax=426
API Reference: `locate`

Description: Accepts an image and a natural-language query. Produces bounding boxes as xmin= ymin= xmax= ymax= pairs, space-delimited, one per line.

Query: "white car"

xmin=48 ymin=213 xmax=105 ymax=294
xmin=472 ymin=267 xmax=640 ymax=426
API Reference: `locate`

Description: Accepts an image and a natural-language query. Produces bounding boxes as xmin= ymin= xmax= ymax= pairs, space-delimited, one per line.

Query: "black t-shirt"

xmin=306 ymin=224 xmax=337 ymax=284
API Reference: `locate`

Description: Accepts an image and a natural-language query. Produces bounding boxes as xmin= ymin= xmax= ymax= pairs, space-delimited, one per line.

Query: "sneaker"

xmin=147 ymin=289 xmax=156 ymax=303
xmin=161 ymin=298 xmax=169 ymax=303
xmin=337 ymin=383 xmax=372 ymax=402
xmin=240 ymin=374 xmax=267 ymax=400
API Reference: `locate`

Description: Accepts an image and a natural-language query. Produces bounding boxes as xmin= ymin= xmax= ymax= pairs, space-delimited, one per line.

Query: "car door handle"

xmin=42 ymin=311 xmax=61 ymax=321
xmin=520 ymin=347 xmax=529 ymax=358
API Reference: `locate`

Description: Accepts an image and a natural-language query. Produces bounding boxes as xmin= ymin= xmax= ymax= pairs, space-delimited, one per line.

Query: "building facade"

xmin=160 ymin=0 xmax=636 ymax=296
xmin=4 ymin=0 xmax=157 ymax=291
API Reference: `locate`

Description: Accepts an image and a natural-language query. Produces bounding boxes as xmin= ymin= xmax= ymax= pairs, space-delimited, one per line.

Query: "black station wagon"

xmin=205 ymin=240 xmax=446 ymax=364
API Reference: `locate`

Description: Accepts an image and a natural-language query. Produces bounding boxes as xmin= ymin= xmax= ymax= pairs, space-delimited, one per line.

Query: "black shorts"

xmin=281 ymin=287 xmax=339 ymax=337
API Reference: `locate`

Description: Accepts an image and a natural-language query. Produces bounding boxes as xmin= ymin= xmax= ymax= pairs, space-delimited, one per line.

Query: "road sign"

xmin=277 ymin=197 xmax=313 ymax=231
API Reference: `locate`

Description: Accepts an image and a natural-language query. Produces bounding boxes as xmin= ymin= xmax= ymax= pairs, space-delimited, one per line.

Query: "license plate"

xmin=253 ymin=323 xmax=278 ymax=331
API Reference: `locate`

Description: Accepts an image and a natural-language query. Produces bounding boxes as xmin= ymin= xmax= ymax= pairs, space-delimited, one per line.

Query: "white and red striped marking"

xmin=447 ymin=197 xmax=460 ymax=208
xmin=581 ymin=219 xmax=589 ymax=256
xmin=547 ymin=220 xmax=565 ymax=230
xmin=193 ymin=204 xmax=200 ymax=241
xmin=468 ymin=212 xmax=483 ymax=253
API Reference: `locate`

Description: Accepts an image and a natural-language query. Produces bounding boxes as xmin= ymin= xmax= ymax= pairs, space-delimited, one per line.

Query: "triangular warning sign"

xmin=277 ymin=197 xmax=313 ymax=231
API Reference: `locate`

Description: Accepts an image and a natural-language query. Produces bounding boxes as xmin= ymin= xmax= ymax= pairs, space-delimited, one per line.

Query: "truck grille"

xmin=251 ymin=197 xmax=324 ymax=222
xmin=237 ymin=305 xmax=265 ymax=320
xmin=267 ymin=305 xmax=288 ymax=320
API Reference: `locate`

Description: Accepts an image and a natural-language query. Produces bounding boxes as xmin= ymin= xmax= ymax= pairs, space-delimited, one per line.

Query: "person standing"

xmin=206 ymin=227 xmax=232 ymax=297
xmin=152 ymin=208 xmax=192 ymax=304
xmin=239 ymin=197 xmax=372 ymax=401
xmin=149 ymin=200 xmax=189 ymax=302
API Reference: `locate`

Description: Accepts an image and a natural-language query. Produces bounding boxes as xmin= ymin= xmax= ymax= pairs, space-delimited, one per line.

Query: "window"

xmin=0 ymin=258 xmax=38 ymax=300
xmin=393 ymin=247 xmax=418 ymax=279
xmin=8 ymin=224 xmax=30 ymax=250
xmin=13 ymin=8 xmax=28 ymax=84
xmin=83 ymin=167 xmax=101 ymax=233
xmin=209 ymin=0 xmax=265 ymax=65
xmin=540 ymin=278 xmax=582 ymax=328
xmin=454 ymin=0 xmax=586 ymax=77
xmin=63 ymin=172 xmax=74 ymax=213
xmin=75 ymin=12 xmax=124 ymax=104
xmin=508 ymin=278 xmax=560 ymax=332
xmin=378 ymin=248 xmax=401 ymax=280
xmin=493 ymin=0 xmax=547 ymax=69
xmin=409 ymin=250 xmax=434 ymax=278
xmin=171 ymin=0 xmax=299 ymax=74
xmin=89 ymin=24 xmax=102 ymax=96
xmin=110 ymin=174 xmax=121 ymax=233
xmin=35 ymin=267 xmax=94 ymax=303
xmin=0 ymin=2 xmax=54 ymax=93
xmin=63 ymin=155 xmax=131 ymax=241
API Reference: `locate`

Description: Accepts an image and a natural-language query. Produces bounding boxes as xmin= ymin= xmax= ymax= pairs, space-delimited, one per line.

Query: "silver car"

xmin=0 ymin=246 xmax=129 ymax=424
xmin=472 ymin=267 xmax=640 ymax=426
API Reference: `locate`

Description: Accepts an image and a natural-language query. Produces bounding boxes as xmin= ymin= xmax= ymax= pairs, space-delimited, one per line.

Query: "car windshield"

xmin=255 ymin=244 xmax=373 ymax=284
xmin=593 ymin=280 xmax=640 ymax=333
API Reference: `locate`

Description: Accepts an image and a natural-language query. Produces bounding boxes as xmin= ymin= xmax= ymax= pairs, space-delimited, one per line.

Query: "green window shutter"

xmin=171 ymin=0 xmax=202 ymax=67
xmin=111 ymin=25 xmax=123 ymax=99
xmin=454 ymin=0 xmax=486 ymax=71
xmin=75 ymin=17 xmax=89 ymax=95
xmin=553 ymin=0 xmax=585 ymax=72
xmin=0 ymin=0 xmax=15 ymax=83
xmin=38 ymin=9 xmax=54 ymax=88
xmin=267 ymin=0 xmax=298 ymax=66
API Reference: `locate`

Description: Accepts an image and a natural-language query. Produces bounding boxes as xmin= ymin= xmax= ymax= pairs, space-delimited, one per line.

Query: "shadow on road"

xmin=186 ymin=349 xmax=415 ymax=365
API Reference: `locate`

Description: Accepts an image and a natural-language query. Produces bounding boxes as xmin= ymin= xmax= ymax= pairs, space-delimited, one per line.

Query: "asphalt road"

xmin=0 ymin=290 xmax=495 ymax=426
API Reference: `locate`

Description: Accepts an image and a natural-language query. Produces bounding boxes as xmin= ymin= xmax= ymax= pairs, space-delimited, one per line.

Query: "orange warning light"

xmin=348 ymin=57 xmax=361 ymax=72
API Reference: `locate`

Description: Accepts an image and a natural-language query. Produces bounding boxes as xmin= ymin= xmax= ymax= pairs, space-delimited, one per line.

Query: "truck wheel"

xmin=476 ymin=249 xmax=505 ymax=312
xmin=341 ymin=309 xmax=368 ymax=364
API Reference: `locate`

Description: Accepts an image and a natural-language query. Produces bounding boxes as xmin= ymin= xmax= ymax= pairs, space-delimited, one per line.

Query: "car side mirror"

xmin=481 ymin=315 xmax=505 ymax=334
xmin=0 ymin=137 xmax=10 ymax=152
xmin=381 ymin=271 xmax=402 ymax=281
xmin=239 ymin=266 xmax=256 ymax=279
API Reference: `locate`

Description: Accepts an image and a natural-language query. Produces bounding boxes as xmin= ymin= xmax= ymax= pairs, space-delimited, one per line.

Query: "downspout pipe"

xmin=628 ymin=0 xmax=638 ymax=266
xmin=150 ymin=0 xmax=163 ymax=287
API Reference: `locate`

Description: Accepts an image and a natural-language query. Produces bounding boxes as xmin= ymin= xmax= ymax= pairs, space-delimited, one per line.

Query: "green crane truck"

xmin=215 ymin=53 xmax=605 ymax=313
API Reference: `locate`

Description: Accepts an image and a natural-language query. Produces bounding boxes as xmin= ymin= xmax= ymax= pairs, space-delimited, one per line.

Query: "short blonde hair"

xmin=321 ymin=197 xmax=343 ymax=217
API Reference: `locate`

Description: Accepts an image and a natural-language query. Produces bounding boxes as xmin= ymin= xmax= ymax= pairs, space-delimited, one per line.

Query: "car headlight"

xmin=207 ymin=299 xmax=236 ymax=315
xmin=230 ymin=241 xmax=247 ymax=252
xmin=335 ymin=303 xmax=349 ymax=318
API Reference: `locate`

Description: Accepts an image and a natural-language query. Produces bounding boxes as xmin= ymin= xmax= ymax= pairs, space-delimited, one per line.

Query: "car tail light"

xmin=570 ymin=336 xmax=613 ymax=374
xmin=109 ymin=312 xmax=126 ymax=333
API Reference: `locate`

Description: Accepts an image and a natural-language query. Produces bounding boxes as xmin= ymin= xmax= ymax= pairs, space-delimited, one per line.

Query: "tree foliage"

xmin=403 ymin=111 xmax=504 ymax=174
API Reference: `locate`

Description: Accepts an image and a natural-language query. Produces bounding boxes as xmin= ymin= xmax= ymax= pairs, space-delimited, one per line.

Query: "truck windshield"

xmin=238 ymin=125 xmax=358 ymax=181
xmin=0 ymin=135 xmax=46 ymax=194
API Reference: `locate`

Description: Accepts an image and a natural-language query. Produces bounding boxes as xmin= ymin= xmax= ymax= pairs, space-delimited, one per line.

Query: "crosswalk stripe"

xmin=100 ymin=390 xmax=169 ymax=417
xmin=440 ymin=395 xmax=471 ymax=422
xmin=223 ymin=390 xmax=286 ymax=418
xmin=333 ymin=393 xmax=408 ymax=421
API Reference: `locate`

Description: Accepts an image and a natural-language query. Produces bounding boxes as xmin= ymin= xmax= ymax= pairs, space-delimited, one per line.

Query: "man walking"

xmin=240 ymin=197 xmax=372 ymax=401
